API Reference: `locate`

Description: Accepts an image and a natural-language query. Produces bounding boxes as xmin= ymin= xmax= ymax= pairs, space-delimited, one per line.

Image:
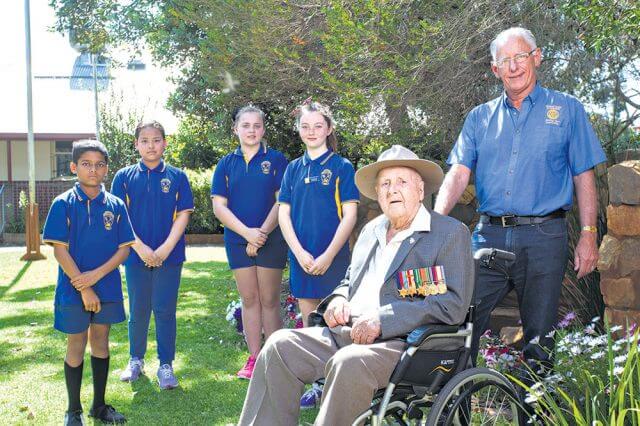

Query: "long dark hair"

xmin=294 ymin=101 xmax=338 ymax=152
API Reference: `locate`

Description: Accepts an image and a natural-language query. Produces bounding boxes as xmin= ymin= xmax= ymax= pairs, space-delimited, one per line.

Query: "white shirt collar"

xmin=374 ymin=204 xmax=431 ymax=247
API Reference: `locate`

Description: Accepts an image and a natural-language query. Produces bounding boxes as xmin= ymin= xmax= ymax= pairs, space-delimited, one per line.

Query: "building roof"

xmin=0 ymin=2 xmax=178 ymax=140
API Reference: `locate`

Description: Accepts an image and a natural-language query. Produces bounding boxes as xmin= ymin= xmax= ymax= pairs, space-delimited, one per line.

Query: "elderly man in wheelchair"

xmin=239 ymin=145 xmax=522 ymax=426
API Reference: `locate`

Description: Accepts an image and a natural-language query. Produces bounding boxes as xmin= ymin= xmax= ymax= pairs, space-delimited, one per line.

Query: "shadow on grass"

xmin=0 ymin=261 xmax=32 ymax=299
xmin=1 ymin=284 xmax=55 ymax=303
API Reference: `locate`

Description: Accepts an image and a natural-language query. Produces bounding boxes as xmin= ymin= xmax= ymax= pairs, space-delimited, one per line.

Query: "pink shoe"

xmin=237 ymin=355 xmax=257 ymax=379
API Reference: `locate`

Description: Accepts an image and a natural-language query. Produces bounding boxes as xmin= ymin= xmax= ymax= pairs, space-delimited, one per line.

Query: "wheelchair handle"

xmin=474 ymin=248 xmax=515 ymax=262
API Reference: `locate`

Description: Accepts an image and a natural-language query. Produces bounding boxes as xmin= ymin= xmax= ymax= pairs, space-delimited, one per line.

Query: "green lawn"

xmin=0 ymin=246 xmax=317 ymax=425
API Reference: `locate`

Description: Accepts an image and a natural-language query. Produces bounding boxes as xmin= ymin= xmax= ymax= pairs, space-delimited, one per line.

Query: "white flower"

xmin=610 ymin=325 xmax=623 ymax=333
xmin=614 ymin=355 xmax=627 ymax=364
xmin=612 ymin=366 xmax=624 ymax=375
xmin=530 ymin=336 xmax=540 ymax=344
xmin=612 ymin=344 xmax=622 ymax=352
xmin=545 ymin=330 xmax=556 ymax=338
xmin=590 ymin=351 xmax=605 ymax=360
xmin=591 ymin=316 xmax=601 ymax=323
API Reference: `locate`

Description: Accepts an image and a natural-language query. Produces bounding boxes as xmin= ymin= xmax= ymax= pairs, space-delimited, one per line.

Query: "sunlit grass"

xmin=0 ymin=246 xmax=317 ymax=425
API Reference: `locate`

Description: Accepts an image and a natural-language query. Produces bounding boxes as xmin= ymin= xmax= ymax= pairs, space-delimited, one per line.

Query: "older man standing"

xmin=239 ymin=145 xmax=473 ymax=425
xmin=434 ymin=27 xmax=606 ymax=376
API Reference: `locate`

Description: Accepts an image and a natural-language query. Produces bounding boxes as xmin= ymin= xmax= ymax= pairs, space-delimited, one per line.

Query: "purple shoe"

xmin=120 ymin=358 xmax=144 ymax=382
xmin=300 ymin=382 xmax=322 ymax=409
xmin=157 ymin=364 xmax=179 ymax=390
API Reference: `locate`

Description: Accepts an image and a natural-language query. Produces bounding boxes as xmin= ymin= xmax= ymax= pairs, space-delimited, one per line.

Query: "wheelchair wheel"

xmin=425 ymin=367 xmax=523 ymax=426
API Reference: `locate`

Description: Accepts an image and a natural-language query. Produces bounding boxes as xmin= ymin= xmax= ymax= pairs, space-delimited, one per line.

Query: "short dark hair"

xmin=72 ymin=140 xmax=109 ymax=164
xmin=135 ymin=120 xmax=166 ymax=139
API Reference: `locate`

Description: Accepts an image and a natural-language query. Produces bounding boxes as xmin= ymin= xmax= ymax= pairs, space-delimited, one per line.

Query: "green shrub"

xmin=184 ymin=168 xmax=222 ymax=234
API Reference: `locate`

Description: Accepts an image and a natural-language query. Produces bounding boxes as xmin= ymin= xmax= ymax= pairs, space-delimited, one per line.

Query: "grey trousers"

xmin=238 ymin=326 xmax=406 ymax=426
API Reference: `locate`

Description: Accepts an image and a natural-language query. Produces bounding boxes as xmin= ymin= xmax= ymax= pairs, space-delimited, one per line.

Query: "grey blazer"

xmin=317 ymin=211 xmax=474 ymax=340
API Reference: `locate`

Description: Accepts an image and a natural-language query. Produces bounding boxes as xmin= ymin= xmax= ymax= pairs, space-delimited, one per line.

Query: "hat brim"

xmin=355 ymin=159 xmax=444 ymax=200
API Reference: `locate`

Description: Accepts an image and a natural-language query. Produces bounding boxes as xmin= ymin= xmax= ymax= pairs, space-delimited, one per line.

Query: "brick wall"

xmin=0 ymin=180 xmax=76 ymax=221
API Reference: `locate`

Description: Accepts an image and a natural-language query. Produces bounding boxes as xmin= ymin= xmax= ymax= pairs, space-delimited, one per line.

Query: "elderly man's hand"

xmin=350 ymin=312 xmax=381 ymax=345
xmin=323 ymin=297 xmax=351 ymax=327
xmin=574 ymin=232 xmax=599 ymax=279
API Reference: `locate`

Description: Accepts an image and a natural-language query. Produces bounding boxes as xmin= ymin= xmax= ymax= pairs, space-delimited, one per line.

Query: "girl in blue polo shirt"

xmin=211 ymin=105 xmax=288 ymax=379
xmin=111 ymin=121 xmax=194 ymax=390
xmin=278 ymin=101 xmax=359 ymax=326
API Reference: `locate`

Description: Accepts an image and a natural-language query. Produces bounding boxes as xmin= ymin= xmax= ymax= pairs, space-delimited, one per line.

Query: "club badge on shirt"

xmin=396 ymin=265 xmax=447 ymax=298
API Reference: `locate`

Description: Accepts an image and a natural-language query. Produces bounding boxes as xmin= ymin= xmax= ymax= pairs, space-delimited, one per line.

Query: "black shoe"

xmin=89 ymin=404 xmax=127 ymax=424
xmin=64 ymin=410 xmax=86 ymax=426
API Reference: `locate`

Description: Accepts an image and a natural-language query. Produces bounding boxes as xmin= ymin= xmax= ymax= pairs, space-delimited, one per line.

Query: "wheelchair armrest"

xmin=406 ymin=324 xmax=460 ymax=347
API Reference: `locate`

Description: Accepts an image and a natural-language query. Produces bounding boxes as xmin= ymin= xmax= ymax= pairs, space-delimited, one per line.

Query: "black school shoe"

xmin=89 ymin=404 xmax=127 ymax=424
xmin=64 ymin=410 xmax=86 ymax=426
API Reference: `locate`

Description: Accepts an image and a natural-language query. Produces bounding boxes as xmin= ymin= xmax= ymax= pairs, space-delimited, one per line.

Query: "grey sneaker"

xmin=157 ymin=364 xmax=178 ymax=390
xmin=120 ymin=358 xmax=144 ymax=382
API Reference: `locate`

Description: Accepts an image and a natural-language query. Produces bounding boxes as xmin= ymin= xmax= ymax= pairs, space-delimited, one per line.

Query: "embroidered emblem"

xmin=320 ymin=169 xmax=332 ymax=185
xmin=103 ymin=211 xmax=114 ymax=231
xmin=545 ymin=105 xmax=561 ymax=125
xmin=396 ymin=266 xmax=447 ymax=298
xmin=261 ymin=161 xmax=271 ymax=175
xmin=409 ymin=237 xmax=415 ymax=244
xmin=160 ymin=178 xmax=171 ymax=193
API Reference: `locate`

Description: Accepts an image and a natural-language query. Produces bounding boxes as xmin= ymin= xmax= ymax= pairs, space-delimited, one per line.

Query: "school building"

xmin=0 ymin=1 xmax=176 ymax=232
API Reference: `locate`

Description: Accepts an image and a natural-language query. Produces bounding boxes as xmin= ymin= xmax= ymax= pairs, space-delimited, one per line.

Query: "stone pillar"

xmin=598 ymin=161 xmax=640 ymax=331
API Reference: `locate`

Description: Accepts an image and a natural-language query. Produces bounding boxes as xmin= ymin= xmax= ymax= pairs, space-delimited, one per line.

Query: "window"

xmin=54 ymin=141 xmax=73 ymax=177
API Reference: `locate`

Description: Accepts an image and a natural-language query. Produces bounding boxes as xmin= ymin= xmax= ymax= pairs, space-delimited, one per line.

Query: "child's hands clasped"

xmin=295 ymin=249 xmax=315 ymax=274
xmin=308 ymin=252 xmax=334 ymax=276
xmin=71 ymin=270 xmax=102 ymax=291
xmin=245 ymin=228 xmax=267 ymax=248
xmin=246 ymin=244 xmax=259 ymax=257
xmin=80 ymin=288 xmax=101 ymax=313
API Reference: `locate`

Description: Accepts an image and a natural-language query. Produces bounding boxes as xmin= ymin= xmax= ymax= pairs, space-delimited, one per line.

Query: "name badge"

xmin=396 ymin=266 xmax=447 ymax=298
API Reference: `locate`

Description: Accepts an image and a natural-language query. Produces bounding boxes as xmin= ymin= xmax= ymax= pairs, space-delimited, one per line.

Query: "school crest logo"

xmin=103 ymin=211 xmax=114 ymax=231
xmin=320 ymin=169 xmax=332 ymax=185
xmin=261 ymin=161 xmax=271 ymax=175
xmin=160 ymin=178 xmax=171 ymax=193
xmin=545 ymin=105 xmax=561 ymax=125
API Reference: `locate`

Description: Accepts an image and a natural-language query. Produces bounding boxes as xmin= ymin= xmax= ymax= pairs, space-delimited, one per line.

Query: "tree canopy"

xmin=50 ymin=0 xmax=640 ymax=165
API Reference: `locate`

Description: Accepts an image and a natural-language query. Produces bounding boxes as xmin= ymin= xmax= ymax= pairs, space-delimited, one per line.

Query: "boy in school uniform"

xmin=43 ymin=140 xmax=135 ymax=426
xmin=111 ymin=121 xmax=194 ymax=389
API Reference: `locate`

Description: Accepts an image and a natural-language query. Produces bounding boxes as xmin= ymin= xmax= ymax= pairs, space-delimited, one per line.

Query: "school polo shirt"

xmin=43 ymin=183 xmax=135 ymax=306
xmin=278 ymin=149 xmax=360 ymax=257
xmin=448 ymin=84 xmax=607 ymax=216
xmin=211 ymin=144 xmax=288 ymax=243
xmin=111 ymin=160 xmax=194 ymax=266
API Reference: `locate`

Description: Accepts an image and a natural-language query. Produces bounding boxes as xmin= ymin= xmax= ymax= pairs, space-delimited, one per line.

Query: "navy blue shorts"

xmin=54 ymin=301 xmax=126 ymax=334
xmin=225 ymin=236 xmax=288 ymax=270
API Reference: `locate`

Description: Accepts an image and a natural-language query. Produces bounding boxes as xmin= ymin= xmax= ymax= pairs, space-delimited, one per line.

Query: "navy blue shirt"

xmin=278 ymin=150 xmax=359 ymax=258
xmin=448 ymin=84 xmax=607 ymax=216
xmin=211 ymin=143 xmax=288 ymax=244
xmin=111 ymin=160 xmax=194 ymax=266
xmin=43 ymin=183 xmax=135 ymax=306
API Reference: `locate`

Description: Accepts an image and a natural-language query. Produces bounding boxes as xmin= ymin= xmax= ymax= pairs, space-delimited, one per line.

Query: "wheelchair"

xmin=353 ymin=248 xmax=525 ymax=426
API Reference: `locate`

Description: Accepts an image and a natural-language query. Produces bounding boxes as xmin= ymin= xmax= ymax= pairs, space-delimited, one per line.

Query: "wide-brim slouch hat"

xmin=355 ymin=145 xmax=444 ymax=200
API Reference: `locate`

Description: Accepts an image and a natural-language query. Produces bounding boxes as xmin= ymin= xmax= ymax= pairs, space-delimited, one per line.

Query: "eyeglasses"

xmin=493 ymin=49 xmax=536 ymax=68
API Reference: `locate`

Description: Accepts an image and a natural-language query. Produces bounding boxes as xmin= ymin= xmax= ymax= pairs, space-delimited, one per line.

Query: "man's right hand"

xmin=323 ymin=297 xmax=351 ymax=327
xmin=80 ymin=288 xmax=101 ymax=313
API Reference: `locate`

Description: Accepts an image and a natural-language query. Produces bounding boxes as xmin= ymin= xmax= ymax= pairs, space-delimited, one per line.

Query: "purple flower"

xmin=558 ymin=311 xmax=577 ymax=329
xmin=233 ymin=307 xmax=243 ymax=334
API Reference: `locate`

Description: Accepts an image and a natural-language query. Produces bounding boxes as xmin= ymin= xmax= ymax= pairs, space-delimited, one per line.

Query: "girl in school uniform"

xmin=278 ymin=101 xmax=359 ymax=326
xmin=211 ymin=105 xmax=289 ymax=379
xmin=112 ymin=121 xmax=194 ymax=390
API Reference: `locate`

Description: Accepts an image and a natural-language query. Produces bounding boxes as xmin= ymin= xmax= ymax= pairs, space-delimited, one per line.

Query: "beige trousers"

xmin=238 ymin=326 xmax=406 ymax=426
